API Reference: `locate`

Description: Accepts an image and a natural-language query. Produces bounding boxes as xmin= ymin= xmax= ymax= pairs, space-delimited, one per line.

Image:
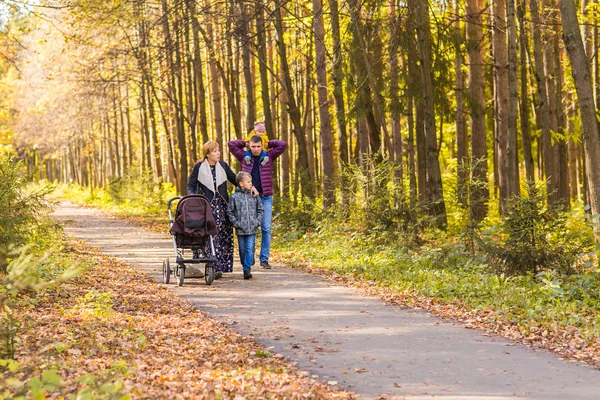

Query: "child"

xmin=244 ymin=121 xmax=269 ymax=165
xmin=227 ymin=171 xmax=264 ymax=279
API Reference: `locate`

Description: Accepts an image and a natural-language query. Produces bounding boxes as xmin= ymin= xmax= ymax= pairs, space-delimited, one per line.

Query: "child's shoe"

xmin=260 ymin=156 xmax=269 ymax=166
xmin=244 ymin=155 xmax=252 ymax=164
xmin=243 ymin=270 xmax=253 ymax=279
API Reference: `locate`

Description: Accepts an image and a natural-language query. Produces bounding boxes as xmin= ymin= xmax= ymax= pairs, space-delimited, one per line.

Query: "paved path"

xmin=53 ymin=202 xmax=600 ymax=399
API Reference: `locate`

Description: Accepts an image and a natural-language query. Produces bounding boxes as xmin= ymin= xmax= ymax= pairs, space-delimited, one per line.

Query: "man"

xmin=229 ymin=135 xmax=287 ymax=269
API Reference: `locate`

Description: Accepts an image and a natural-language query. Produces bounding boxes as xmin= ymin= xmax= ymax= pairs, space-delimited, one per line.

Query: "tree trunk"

xmin=454 ymin=0 xmax=468 ymax=203
xmin=238 ymin=0 xmax=255 ymax=131
xmin=390 ymin=0 xmax=403 ymax=174
xmin=560 ymin=0 xmax=600 ymax=238
xmin=567 ymin=94 xmax=580 ymax=200
xmin=183 ymin=9 xmax=198 ymax=164
xmin=409 ymin=0 xmax=447 ymax=227
xmin=162 ymin=0 xmax=187 ymax=193
xmin=313 ymin=0 xmax=336 ymax=209
xmin=304 ymin=71 xmax=317 ymax=182
xmin=348 ymin=0 xmax=392 ymax=155
xmin=467 ymin=0 xmax=489 ymax=223
xmin=406 ymin=25 xmax=426 ymax=207
xmin=256 ymin=2 xmax=274 ymax=139
xmin=518 ymin=0 xmax=535 ymax=182
xmin=407 ymin=95 xmax=418 ymax=210
xmin=556 ymin=42 xmax=570 ymax=208
xmin=187 ymin=0 xmax=209 ymax=145
xmin=274 ymin=5 xmax=312 ymax=198
xmin=280 ymin=80 xmax=290 ymax=198
xmin=328 ymin=0 xmax=349 ymax=167
xmin=494 ymin=0 xmax=511 ymax=212
xmin=507 ymin=0 xmax=520 ymax=196
xmin=538 ymin=0 xmax=561 ymax=204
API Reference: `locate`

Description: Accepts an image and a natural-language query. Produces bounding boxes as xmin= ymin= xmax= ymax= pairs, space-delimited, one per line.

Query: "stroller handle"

xmin=168 ymin=196 xmax=183 ymax=211
xmin=168 ymin=196 xmax=183 ymax=225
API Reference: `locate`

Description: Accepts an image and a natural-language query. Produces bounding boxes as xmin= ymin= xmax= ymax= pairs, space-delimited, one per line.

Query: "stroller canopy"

xmin=170 ymin=195 xmax=217 ymax=246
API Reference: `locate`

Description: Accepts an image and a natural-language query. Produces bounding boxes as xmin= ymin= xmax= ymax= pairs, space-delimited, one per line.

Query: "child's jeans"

xmin=237 ymin=234 xmax=256 ymax=272
xmin=244 ymin=149 xmax=267 ymax=160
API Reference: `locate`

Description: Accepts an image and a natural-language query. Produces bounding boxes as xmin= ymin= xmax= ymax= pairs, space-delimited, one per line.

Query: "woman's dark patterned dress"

xmin=209 ymin=165 xmax=234 ymax=273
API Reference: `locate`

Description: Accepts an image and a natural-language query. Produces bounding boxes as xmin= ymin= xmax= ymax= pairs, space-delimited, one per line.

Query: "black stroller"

xmin=164 ymin=195 xmax=218 ymax=286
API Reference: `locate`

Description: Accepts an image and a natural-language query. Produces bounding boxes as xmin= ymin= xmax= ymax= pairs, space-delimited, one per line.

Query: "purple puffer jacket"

xmin=228 ymin=139 xmax=287 ymax=196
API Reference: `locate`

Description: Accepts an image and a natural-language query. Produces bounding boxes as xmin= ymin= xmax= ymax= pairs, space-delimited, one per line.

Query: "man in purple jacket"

xmin=229 ymin=136 xmax=287 ymax=269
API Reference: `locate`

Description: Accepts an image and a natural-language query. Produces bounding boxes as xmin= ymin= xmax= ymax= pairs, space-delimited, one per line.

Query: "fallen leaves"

xmin=1 ymin=240 xmax=355 ymax=399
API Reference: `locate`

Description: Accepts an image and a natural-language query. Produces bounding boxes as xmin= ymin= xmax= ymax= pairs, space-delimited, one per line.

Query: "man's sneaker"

xmin=243 ymin=270 xmax=253 ymax=279
xmin=215 ymin=271 xmax=223 ymax=279
xmin=260 ymin=261 xmax=272 ymax=269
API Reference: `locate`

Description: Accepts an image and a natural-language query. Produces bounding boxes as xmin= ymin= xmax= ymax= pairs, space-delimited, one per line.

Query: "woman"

xmin=187 ymin=141 xmax=237 ymax=278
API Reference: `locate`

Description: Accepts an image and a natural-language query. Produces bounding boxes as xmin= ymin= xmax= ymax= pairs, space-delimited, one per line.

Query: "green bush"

xmin=337 ymin=159 xmax=416 ymax=233
xmin=482 ymin=181 xmax=593 ymax=275
xmin=106 ymin=171 xmax=173 ymax=214
xmin=55 ymin=170 xmax=177 ymax=218
xmin=0 ymin=155 xmax=55 ymax=273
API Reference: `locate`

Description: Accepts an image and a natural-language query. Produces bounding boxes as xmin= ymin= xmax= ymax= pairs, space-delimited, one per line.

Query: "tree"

xmin=559 ymin=0 xmax=600 ymax=238
xmin=409 ymin=0 xmax=447 ymax=227
xmin=466 ymin=0 xmax=489 ymax=223
xmin=312 ymin=0 xmax=335 ymax=209
xmin=273 ymin=4 xmax=312 ymax=199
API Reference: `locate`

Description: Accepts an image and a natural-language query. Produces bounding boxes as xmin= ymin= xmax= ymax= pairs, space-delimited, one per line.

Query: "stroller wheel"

xmin=177 ymin=263 xmax=185 ymax=287
xmin=163 ymin=259 xmax=171 ymax=284
xmin=205 ymin=265 xmax=215 ymax=286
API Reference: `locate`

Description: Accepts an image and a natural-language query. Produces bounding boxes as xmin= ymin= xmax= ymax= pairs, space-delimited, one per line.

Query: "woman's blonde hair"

xmin=202 ymin=141 xmax=219 ymax=160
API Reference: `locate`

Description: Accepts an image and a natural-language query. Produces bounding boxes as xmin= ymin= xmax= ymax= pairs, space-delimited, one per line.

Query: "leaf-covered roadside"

xmin=1 ymin=240 xmax=354 ymax=399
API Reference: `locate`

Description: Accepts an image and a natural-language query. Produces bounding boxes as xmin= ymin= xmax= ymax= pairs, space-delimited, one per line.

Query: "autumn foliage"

xmin=1 ymin=240 xmax=354 ymax=399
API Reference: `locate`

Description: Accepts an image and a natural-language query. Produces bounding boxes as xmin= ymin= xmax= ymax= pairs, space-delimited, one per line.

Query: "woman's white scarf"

xmin=198 ymin=160 xmax=227 ymax=194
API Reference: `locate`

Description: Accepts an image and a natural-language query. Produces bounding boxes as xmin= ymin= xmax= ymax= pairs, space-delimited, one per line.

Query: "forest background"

xmin=3 ymin=0 xmax=600 ymax=386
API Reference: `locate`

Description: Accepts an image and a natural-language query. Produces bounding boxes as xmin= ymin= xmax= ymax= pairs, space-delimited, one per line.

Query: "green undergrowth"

xmin=52 ymin=174 xmax=175 ymax=224
xmin=273 ymin=219 xmax=600 ymax=345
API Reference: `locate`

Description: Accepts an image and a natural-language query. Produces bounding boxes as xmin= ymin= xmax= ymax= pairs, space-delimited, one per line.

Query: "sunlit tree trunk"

xmin=348 ymin=2 xmax=392 ymax=157
xmin=274 ymin=4 xmax=312 ymax=199
xmin=409 ymin=0 xmax=447 ymax=227
xmin=567 ymin=93 xmax=580 ymax=200
xmin=454 ymin=0 xmax=467 ymax=202
xmin=237 ymin=0 xmax=255 ymax=131
xmin=186 ymin=0 xmax=209 ymax=145
xmin=556 ymin=43 xmax=570 ymax=208
xmin=532 ymin=0 xmax=557 ymax=204
xmin=256 ymin=2 xmax=274 ymax=140
xmin=507 ymin=0 xmax=520 ymax=196
xmin=389 ymin=0 xmax=402 ymax=173
xmin=304 ymin=68 xmax=317 ymax=182
xmin=328 ymin=0 xmax=349 ymax=167
xmin=494 ymin=0 xmax=511 ymax=212
xmin=560 ymin=0 xmax=600 ymax=238
xmin=467 ymin=0 xmax=489 ymax=223
xmin=162 ymin=0 xmax=186 ymax=192
xmin=518 ymin=0 xmax=535 ymax=182
xmin=313 ymin=0 xmax=336 ymax=209
xmin=406 ymin=21 xmax=426 ymax=207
